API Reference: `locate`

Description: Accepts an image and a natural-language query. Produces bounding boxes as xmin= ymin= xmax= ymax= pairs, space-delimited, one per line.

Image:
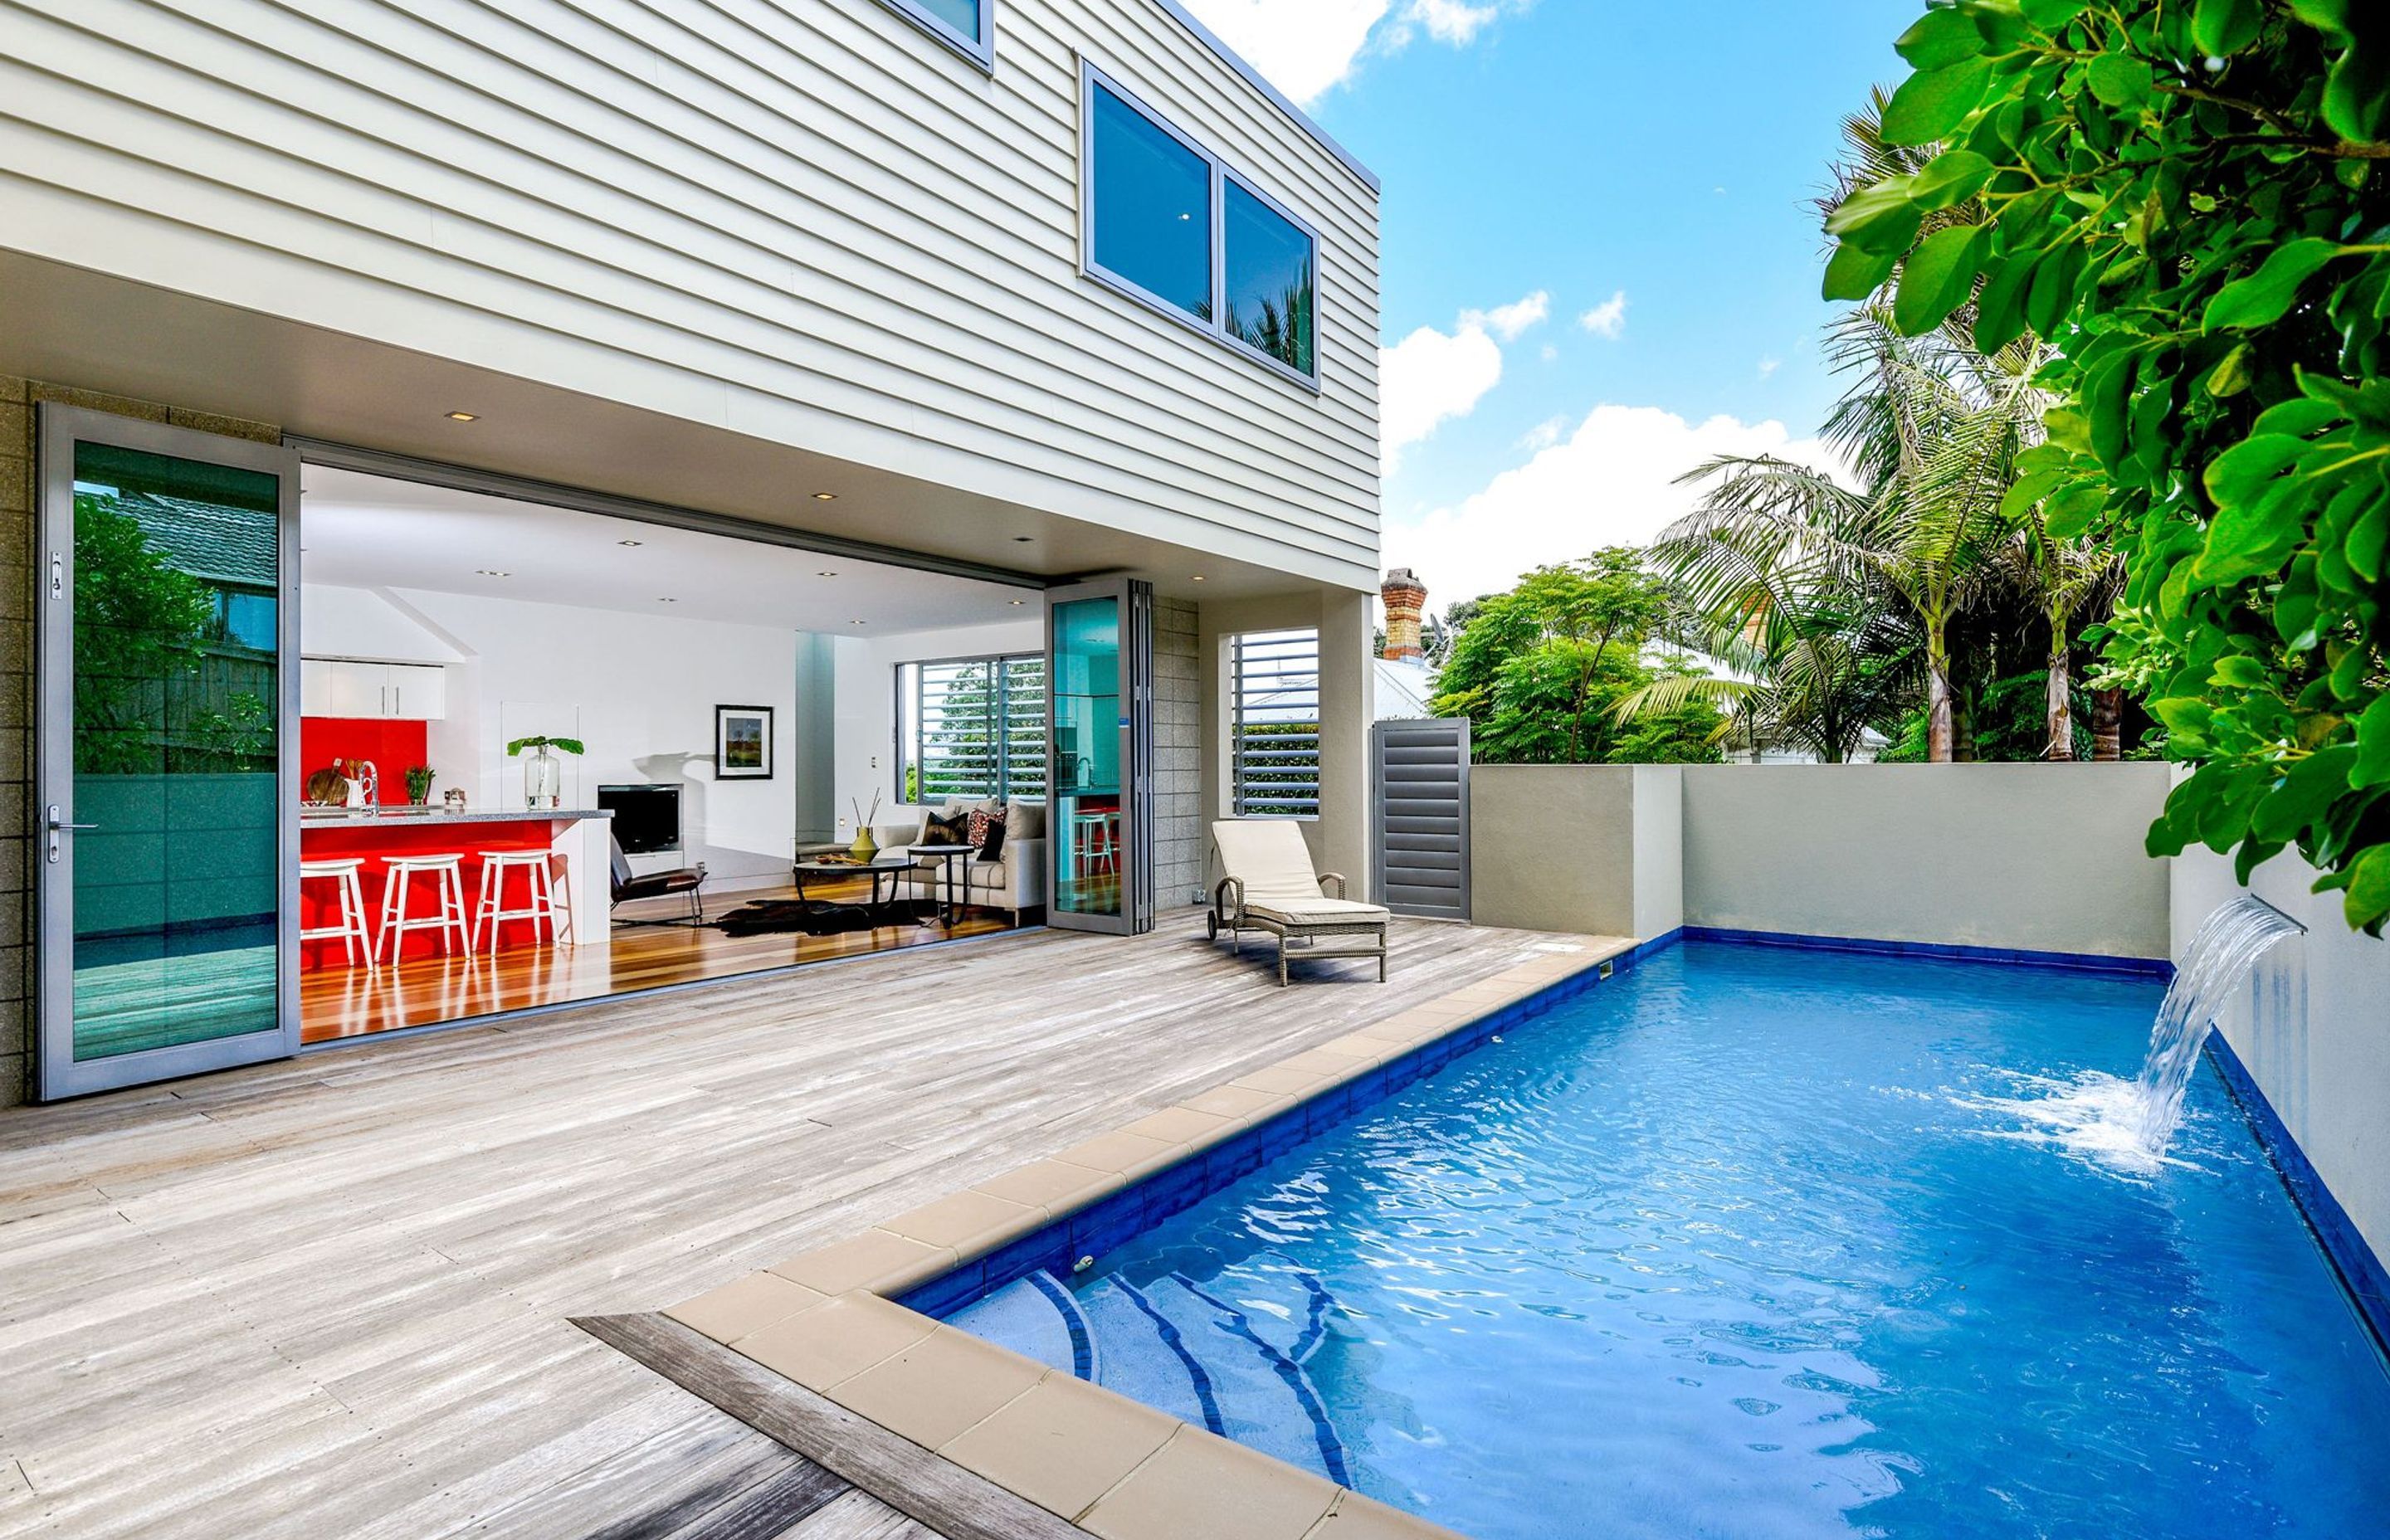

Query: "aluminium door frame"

xmin=35 ymin=404 xmax=304 ymax=1100
xmin=1042 ymin=576 xmax=1154 ymax=936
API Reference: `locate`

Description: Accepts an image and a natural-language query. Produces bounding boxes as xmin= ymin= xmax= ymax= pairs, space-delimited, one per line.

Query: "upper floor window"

xmin=876 ymin=0 xmax=994 ymax=70
xmin=1230 ymin=629 xmax=1321 ymax=817
xmin=1080 ymin=63 xmax=1321 ymax=387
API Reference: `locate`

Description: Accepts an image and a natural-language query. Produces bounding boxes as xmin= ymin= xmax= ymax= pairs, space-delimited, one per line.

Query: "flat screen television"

xmin=600 ymin=783 xmax=681 ymax=855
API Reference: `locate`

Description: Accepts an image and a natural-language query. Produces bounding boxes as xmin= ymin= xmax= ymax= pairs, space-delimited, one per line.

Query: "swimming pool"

xmin=947 ymin=941 xmax=2390 ymax=1538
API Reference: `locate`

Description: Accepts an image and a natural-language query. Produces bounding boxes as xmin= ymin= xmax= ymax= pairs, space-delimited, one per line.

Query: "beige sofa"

xmin=871 ymin=798 xmax=1047 ymax=926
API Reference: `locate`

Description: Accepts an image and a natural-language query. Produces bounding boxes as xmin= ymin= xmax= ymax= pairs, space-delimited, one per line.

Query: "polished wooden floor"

xmin=298 ymin=877 xmax=1013 ymax=1044
xmin=0 ymin=916 xmax=1597 ymax=1539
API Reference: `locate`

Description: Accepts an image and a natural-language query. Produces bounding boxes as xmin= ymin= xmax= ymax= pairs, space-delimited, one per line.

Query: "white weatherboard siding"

xmin=0 ymin=0 xmax=1381 ymax=585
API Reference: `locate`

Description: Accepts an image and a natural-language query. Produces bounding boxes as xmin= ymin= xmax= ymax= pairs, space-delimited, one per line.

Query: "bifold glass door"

xmin=1045 ymin=578 xmax=1154 ymax=934
xmin=37 ymin=406 xmax=300 ymax=1099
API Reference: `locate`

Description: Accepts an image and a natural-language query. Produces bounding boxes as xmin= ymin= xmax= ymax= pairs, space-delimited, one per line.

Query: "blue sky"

xmin=1180 ymin=0 xmax=1921 ymax=605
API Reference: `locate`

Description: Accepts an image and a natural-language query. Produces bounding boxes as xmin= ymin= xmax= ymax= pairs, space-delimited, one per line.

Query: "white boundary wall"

xmin=2173 ymin=843 xmax=2390 ymax=1280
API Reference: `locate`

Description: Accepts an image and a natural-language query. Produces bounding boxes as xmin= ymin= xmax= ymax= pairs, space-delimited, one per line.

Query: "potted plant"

xmin=403 ymin=764 xmax=437 ymax=806
xmin=507 ymin=735 xmax=585 ymax=810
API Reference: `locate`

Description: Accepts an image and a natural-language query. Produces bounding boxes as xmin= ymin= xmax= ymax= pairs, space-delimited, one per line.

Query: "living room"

xmin=291 ymin=464 xmax=1051 ymax=1041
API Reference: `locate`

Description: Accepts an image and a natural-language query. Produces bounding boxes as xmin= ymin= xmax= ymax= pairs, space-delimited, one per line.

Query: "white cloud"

xmin=1516 ymin=415 xmax=1568 ymax=452
xmin=1463 ymin=290 xmax=1549 ymax=342
xmin=1178 ymin=0 xmax=1530 ymax=105
xmin=1379 ymin=289 xmax=1549 ymax=465
xmin=1578 ymin=290 xmax=1629 ymax=339
xmin=1407 ymin=0 xmax=1503 ymax=44
xmin=1379 ymin=321 xmax=1505 ymax=465
xmin=1383 ymin=404 xmax=1846 ymax=604
xmin=1757 ymin=357 xmax=1782 ymax=379
xmin=1540 ymin=343 xmax=1559 ymax=363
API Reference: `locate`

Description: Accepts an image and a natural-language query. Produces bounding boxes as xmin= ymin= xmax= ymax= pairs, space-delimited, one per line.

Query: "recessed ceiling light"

xmin=476 ymin=569 xmax=510 ymax=577
xmin=1008 ymin=599 xmax=1027 ymax=606
xmin=617 ymin=539 xmax=644 ymax=548
xmin=657 ymin=597 xmax=677 ymax=603
xmin=817 ymin=571 xmax=838 ymax=578
xmin=812 ymin=491 xmax=837 ymax=501
xmin=446 ymin=411 xmax=479 ymax=422
xmin=850 ymin=619 xmax=868 ymax=626
xmin=1013 ymin=535 xmax=1034 ymax=543
xmin=1192 ymin=575 xmax=1207 ymax=582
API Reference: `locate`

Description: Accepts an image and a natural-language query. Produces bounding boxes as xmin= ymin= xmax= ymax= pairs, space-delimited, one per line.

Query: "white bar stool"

xmin=547 ymin=852 xmax=577 ymax=947
xmin=299 ymin=857 xmax=376 ymax=968
xmin=378 ymin=854 xmax=472 ymax=964
xmin=472 ymin=850 xmax=558 ymax=953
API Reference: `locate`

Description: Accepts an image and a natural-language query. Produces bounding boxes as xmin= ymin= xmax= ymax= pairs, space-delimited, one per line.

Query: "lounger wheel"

xmin=1206 ymin=912 xmax=1220 ymax=941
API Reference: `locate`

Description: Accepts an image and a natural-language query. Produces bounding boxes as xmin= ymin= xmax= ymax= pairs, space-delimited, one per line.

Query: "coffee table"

xmin=909 ymin=843 xmax=978 ymax=928
xmin=790 ymin=855 xmax=917 ymax=924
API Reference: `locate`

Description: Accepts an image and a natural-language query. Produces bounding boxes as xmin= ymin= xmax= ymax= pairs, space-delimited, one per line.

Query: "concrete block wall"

xmin=1152 ymin=598 xmax=1202 ymax=911
xmin=0 ymin=379 xmax=280 ymax=1106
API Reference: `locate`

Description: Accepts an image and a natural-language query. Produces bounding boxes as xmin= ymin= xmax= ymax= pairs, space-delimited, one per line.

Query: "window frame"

xmin=893 ymin=651 xmax=1048 ymax=807
xmin=1228 ymin=628 xmax=1322 ymax=820
xmin=875 ymin=0 xmax=996 ymax=71
xmin=1078 ymin=59 xmax=1324 ymax=392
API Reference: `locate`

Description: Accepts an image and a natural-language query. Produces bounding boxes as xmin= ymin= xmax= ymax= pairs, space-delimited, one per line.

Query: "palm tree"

xmin=1649 ymin=307 xmax=2037 ymax=762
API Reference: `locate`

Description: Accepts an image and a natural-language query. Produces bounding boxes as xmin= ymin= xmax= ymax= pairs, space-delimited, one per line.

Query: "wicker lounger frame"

xmin=1207 ymin=873 xmax=1390 ymax=987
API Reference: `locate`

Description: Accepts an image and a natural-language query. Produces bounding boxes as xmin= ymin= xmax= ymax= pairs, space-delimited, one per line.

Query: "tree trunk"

xmin=2092 ymin=688 xmax=2124 ymax=762
xmin=1926 ymin=621 xmax=1955 ymax=764
xmin=2045 ymin=621 xmax=2075 ymax=761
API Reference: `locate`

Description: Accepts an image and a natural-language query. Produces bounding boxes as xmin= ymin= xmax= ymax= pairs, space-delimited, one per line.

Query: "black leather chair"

xmin=609 ymin=833 xmax=707 ymax=926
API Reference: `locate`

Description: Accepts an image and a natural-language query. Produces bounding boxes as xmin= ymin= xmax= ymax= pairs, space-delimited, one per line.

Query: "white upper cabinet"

xmin=303 ymin=660 xmax=449 ymax=721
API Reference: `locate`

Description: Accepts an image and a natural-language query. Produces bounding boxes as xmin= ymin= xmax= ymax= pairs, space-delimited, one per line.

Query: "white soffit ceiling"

xmin=298 ymin=465 xmax=1032 ymax=636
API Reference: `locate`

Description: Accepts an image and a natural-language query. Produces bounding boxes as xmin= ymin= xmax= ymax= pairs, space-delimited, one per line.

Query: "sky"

xmin=1178 ymin=0 xmax=1921 ymax=608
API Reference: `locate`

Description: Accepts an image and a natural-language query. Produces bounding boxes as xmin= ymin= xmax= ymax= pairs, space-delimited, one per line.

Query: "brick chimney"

xmin=1381 ymin=568 xmax=1427 ymax=661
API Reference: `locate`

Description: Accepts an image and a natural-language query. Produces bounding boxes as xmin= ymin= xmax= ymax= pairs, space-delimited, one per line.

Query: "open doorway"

xmin=294 ymin=465 xmax=1050 ymax=1042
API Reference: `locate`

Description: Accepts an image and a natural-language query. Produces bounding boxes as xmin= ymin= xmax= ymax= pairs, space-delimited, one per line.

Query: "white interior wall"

xmin=303 ymin=583 xmax=803 ymax=888
xmin=832 ymin=617 xmax=1046 ymax=838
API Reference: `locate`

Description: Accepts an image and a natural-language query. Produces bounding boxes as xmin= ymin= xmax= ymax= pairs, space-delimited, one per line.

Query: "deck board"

xmin=0 ymin=916 xmax=1593 ymax=1538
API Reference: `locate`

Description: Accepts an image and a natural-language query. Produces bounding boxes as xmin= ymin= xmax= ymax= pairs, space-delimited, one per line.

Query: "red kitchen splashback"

xmin=302 ymin=717 xmax=431 ymax=804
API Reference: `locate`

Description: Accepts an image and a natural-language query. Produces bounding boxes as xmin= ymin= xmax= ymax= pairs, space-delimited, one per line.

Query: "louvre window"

xmin=1081 ymin=62 xmax=1322 ymax=387
xmin=1230 ymin=629 xmax=1319 ymax=817
xmin=898 ymin=654 xmax=1046 ymax=804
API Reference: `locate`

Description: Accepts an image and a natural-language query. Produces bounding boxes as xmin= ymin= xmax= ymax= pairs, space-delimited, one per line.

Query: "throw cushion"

xmin=924 ymin=813 xmax=970 ymax=848
xmin=968 ymin=804 xmax=1007 ymax=859
xmin=1006 ymin=799 xmax=1047 ymax=841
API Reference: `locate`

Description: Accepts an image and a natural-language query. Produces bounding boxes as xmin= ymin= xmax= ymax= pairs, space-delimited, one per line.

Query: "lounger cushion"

xmin=1246 ymin=899 xmax=1390 ymax=926
xmin=1212 ymin=819 xmax=1339 ymax=907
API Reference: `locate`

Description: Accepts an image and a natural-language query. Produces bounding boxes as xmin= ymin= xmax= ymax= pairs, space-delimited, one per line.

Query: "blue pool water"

xmin=951 ymin=943 xmax=2390 ymax=1538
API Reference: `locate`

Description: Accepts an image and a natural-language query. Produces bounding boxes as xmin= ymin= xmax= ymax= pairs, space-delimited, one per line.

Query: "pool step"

xmin=943 ymin=1271 xmax=1096 ymax=1380
xmin=1080 ymin=1263 xmax=1351 ymax=1484
xmin=947 ymin=1260 xmax=1351 ymax=1486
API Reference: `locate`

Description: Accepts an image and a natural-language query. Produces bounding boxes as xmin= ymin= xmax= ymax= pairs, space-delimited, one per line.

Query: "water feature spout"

xmin=2131 ymin=896 xmax=2304 ymax=1153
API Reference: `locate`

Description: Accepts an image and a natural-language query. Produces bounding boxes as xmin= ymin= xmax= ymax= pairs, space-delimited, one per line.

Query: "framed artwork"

xmin=715 ymin=704 xmax=774 ymax=780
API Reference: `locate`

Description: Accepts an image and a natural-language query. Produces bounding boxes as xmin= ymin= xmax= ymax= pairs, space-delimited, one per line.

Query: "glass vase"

xmin=524 ymin=748 xmax=561 ymax=810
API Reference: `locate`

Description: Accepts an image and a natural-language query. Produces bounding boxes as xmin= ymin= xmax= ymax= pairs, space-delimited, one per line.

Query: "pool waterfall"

xmin=2132 ymin=894 xmax=2304 ymax=1155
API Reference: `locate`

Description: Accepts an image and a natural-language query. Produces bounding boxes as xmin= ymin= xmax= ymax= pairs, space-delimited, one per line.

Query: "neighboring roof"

xmin=1374 ymin=657 xmax=1436 ymax=720
xmin=1150 ymin=0 xmax=1381 ymax=194
xmin=113 ymin=491 xmax=278 ymax=589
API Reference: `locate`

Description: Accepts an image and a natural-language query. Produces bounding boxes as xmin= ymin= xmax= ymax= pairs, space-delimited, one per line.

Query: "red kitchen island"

xmin=298 ymin=809 xmax=613 ymax=972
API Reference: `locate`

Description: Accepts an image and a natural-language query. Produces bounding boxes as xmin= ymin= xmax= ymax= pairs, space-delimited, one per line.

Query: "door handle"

xmin=45 ymin=804 xmax=95 ymax=865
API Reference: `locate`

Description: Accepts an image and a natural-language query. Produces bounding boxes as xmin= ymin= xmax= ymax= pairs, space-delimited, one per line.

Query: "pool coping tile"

xmin=659 ymin=931 xmax=1641 ymax=1540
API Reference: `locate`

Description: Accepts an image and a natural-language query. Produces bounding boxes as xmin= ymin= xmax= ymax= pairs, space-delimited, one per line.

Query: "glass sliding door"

xmin=37 ymin=406 xmax=300 ymax=1098
xmin=1045 ymin=578 xmax=1153 ymax=934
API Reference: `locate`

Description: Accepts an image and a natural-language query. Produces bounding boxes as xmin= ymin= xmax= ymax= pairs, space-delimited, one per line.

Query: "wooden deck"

xmin=0 ymin=916 xmax=1588 ymax=1538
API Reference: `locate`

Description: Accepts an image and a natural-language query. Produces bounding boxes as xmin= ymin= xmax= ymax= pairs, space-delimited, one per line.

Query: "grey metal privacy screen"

xmin=1371 ymin=717 xmax=1470 ymax=919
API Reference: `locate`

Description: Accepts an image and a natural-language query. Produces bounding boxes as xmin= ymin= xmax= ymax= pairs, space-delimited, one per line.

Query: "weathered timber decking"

xmin=0 ymin=918 xmax=1585 ymax=1538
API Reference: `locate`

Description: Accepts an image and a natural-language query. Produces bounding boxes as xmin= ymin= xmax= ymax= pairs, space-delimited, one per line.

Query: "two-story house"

xmin=0 ymin=0 xmax=1381 ymax=1099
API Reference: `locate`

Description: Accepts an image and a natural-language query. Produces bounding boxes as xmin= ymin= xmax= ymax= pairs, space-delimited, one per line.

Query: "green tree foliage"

xmin=1432 ymin=551 xmax=1725 ymax=764
xmin=1832 ymin=0 xmax=2390 ymax=924
xmin=73 ymin=494 xmax=253 ymax=776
